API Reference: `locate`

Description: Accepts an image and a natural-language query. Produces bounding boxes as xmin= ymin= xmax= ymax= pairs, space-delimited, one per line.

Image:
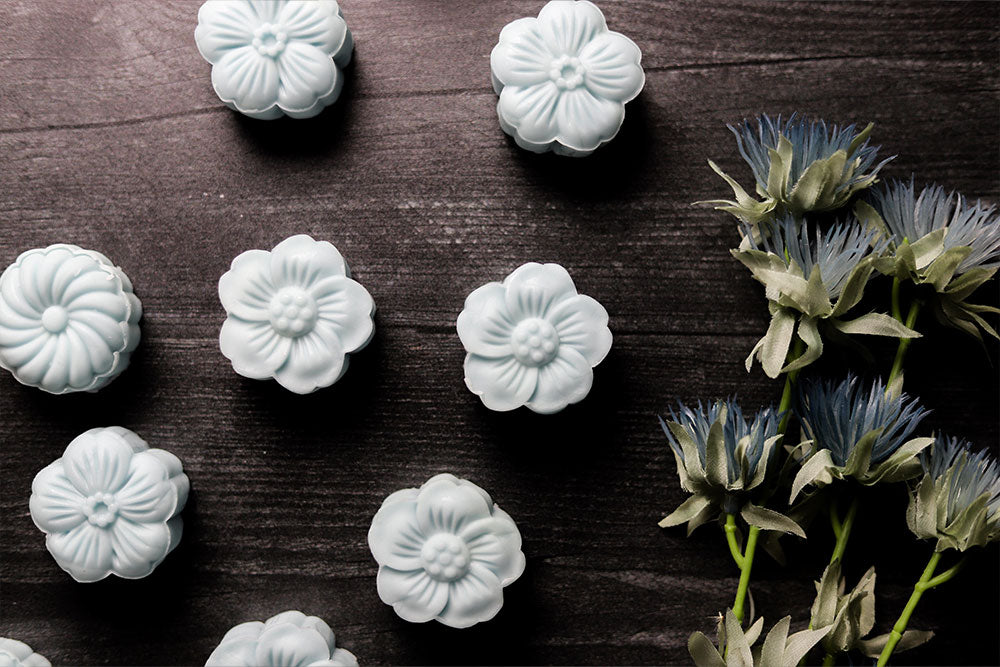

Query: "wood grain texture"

xmin=0 ymin=1 xmax=997 ymax=664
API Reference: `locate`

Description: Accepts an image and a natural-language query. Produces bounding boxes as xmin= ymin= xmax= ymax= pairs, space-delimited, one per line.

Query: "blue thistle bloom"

xmin=731 ymin=114 xmax=891 ymax=205
xmin=908 ymin=437 xmax=1000 ymax=551
xmin=867 ymin=179 xmax=1000 ymax=275
xmin=659 ymin=399 xmax=802 ymax=537
xmin=797 ymin=374 xmax=928 ymax=466
xmin=704 ymin=114 xmax=891 ymax=224
xmin=789 ymin=375 xmax=933 ymax=501
xmin=750 ymin=216 xmax=884 ymax=300
xmin=661 ymin=399 xmax=781 ymax=485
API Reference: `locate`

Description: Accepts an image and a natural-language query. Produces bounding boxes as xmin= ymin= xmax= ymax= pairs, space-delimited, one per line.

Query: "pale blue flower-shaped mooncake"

xmin=490 ymin=0 xmax=645 ymax=156
xmin=457 ymin=262 xmax=612 ymax=414
xmin=0 ymin=638 xmax=50 ymax=667
xmin=29 ymin=427 xmax=189 ymax=583
xmin=0 ymin=244 xmax=141 ymax=394
xmin=206 ymin=610 xmax=358 ymax=667
xmin=368 ymin=473 xmax=526 ymax=629
xmin=195 ymin=0 xmax=354 ymax=119
xmin=219 ymin=235 xmax=375 ymax=394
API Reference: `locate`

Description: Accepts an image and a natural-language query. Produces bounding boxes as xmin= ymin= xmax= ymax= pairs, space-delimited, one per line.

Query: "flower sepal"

xmin=810 ymin=561 xmax=877 ymax=656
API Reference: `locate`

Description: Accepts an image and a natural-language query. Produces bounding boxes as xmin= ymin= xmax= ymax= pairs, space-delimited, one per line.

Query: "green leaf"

xmin=803 ymin=264 xmax=834 ymax=318
xmin=923 ymin=245 xmax=972 ymax=291
xmin=872 ymin=437 xmax=934 ymax=483
xmin=843 ymin=429 xmax=878 ymax=478
xmin=830 ymin=312 xmax=921 ymax=338
xmin=787 ymin=159 xmax=830 ymax=214
xmin=906 ymin=474 xmax=937 ymax=540
xmin=781 ymin=317 xmax=823 ymax=374
xmin=741 ymin=503 xmax=806 ymax=538
xmin=759 ymin=616 xmax=790 ymax=667
xmin=687 ymin=502 xmax=719 ymax=536
xmin=944 ymin=266 xmax=996 ymax=301
xmin=705 ymin=404 xmax=729 ymax=488
xmin=790 ymin=449 xmax=835 ymax=503
xmin=660 ymin=493 xmax=713 ymax=528
xmin=831 ymin=260 xmax=875 ymax=317
xmin=765 ymin=139 xmax=791 ymax=200
xmin=759 ymin=308 xmax=797 ymax=378
xmin=688 ymin=631 xmax=726 ymax=667
xmin=725 ymin=609 xmax=755 ymax=667
xmin=810 ymin=561 xmax=841 ymax=629
xmin=847 ymin=123 xmax=874 ymax=157
xmin=782 ymin=625 xmax=833 ymax=667
xmin=853 ymin=199 xmax=888 ymax=238
xmin=859 ymin=630 xmax=934 ymax=657
xmin=666 ymin=420 xmax=708 ymax=488
xmin=747 ymin=434 xmax=782 ymax=490
xmin=908 ymin=229 xmax=947 ymax=271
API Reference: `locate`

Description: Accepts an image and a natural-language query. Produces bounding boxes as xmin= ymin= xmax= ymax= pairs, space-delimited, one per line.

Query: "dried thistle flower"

xmin=659 ymin=400 xmax=803 ymax=537
xmin=790 ymin=374 xmax=932 ymax=502
xmin=858 ymin=179 xmax=1000 ymax=340
xmin=733 ymin=216 xmax=917 ymax=378
xmin=705 ymin=114 xmax=892 ymax=224
xmin=907 ymin=436 xmax=1000 ymax=552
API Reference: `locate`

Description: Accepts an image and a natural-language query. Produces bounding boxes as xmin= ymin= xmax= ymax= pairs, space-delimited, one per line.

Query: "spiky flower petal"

xmin=907 ymin=437 xmax=1000 ymax=552
xmin=659 ymin=400 xmax=802 ymax=537
xmin=733 ymin=217 xmax=915 ymax=379
xmin=790 ymin=374 xmax=933 ymax=502
xmin=705 ymin=114 xmax=892 ymax=224
xmin=857 ymin=179 xmax=1000 ymax=340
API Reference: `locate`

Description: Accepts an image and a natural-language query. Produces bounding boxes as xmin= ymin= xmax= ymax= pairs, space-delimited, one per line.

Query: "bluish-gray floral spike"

xmin=749 ymin=215 xmax=885 ymax=301
xmin=857 ymin=178 xmax=1000 ymax=340
xmin=733 ymin=216 xmax=915 ymax=379
xmin=659 ymin=400 xmax=803 ymax=538
xmin=703 ymin=113 xmax=892 ymax=224
xmin=907 ymin=437 xmax=1000 ymax=552
xmin=789 ymin=374 xmax=933 ymax=502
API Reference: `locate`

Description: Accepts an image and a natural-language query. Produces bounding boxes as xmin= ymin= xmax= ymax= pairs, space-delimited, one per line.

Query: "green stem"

xmin=877 ymin=551 xmax=964 ymax=666
xmin=777 ymin=337 xmax=806 ymax=435
xmin=886 ymin=298 xmax=920 ymax=394
xmin=891 ymin=276 xmax=903 ymax=322
xmin=828 ymin=496 xmax=860 ymax=565
xmin=822 ymin=652 xmax=836 ymax=666
xmin=732 ymin=524 xmax=760 ymax=624
xmin=724 ymin=514 xmax=744 ymax=569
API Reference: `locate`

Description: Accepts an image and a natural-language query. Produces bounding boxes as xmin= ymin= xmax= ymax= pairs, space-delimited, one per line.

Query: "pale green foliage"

xmin=688 ymin=609 xmax=831 ymax=667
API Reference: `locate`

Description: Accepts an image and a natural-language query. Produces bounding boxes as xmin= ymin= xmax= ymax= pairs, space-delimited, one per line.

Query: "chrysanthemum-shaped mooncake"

xmin=206 ymin=610 xmax=358 ymax=667
xmin=195 ymin=0 xmax=354 ymax=119
xmin=219 ymin=235 xmax=375 ymax=394
xmin=490 ymin=0 xmax=645 ymax=156
xmin=0 ymin=244 xmax=141 ymax=394
xmin=457 ymin=262 xmax=612 ymax=413
xmin=368 ymin=474 xmax=525 ymax=629
xmin=29 ymin=427 xmax=189 ymax=582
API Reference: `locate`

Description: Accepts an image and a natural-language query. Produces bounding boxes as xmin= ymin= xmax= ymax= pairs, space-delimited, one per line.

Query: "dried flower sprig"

xmin=790 ymin=374 xmax=933 ymax=502
xmin=733 ymin=216 xmax=918 ymax=378
xmin=858 ymin=179 xmax=1000 ymax=341
xmin=876 ymin=438 xmax=998 ymax=665
xmin=907 ymin=436 xmax=1000 ymax=553
xmin=705 ymin=114 xmax=892 ymax=224
xmin=659 ymin=400 xmax=800 ymax=535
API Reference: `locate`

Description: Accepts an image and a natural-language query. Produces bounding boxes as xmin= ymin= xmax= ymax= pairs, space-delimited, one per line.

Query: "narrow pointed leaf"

xmin=781 ymin=316 xmax=822 ymax=374
xmin=741 ymin=503 xmax=806 ymax=538
xmin=790 ymin=449 xmax=835 ymax=502
xmin=760 ymin=308 xmax=796 ymax=378
xmin=830 ymin=312 xmax=920 ymax=338
xmin=781 ymin=626 xmax=833 ymax=667
xmin=660 ymin=494 xmax=712 ymax=528
xmin=760 ymin=616 xmax=790 ymax=666
xmin=688 ymin=632 xmax=727 ymax=667
xmin=923 ymin=246 xmax=972 ymax=292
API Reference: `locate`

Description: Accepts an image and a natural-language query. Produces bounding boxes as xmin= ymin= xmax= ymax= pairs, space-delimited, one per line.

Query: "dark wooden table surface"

xmin=1 ymin=1 xmax=998 ymax=665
